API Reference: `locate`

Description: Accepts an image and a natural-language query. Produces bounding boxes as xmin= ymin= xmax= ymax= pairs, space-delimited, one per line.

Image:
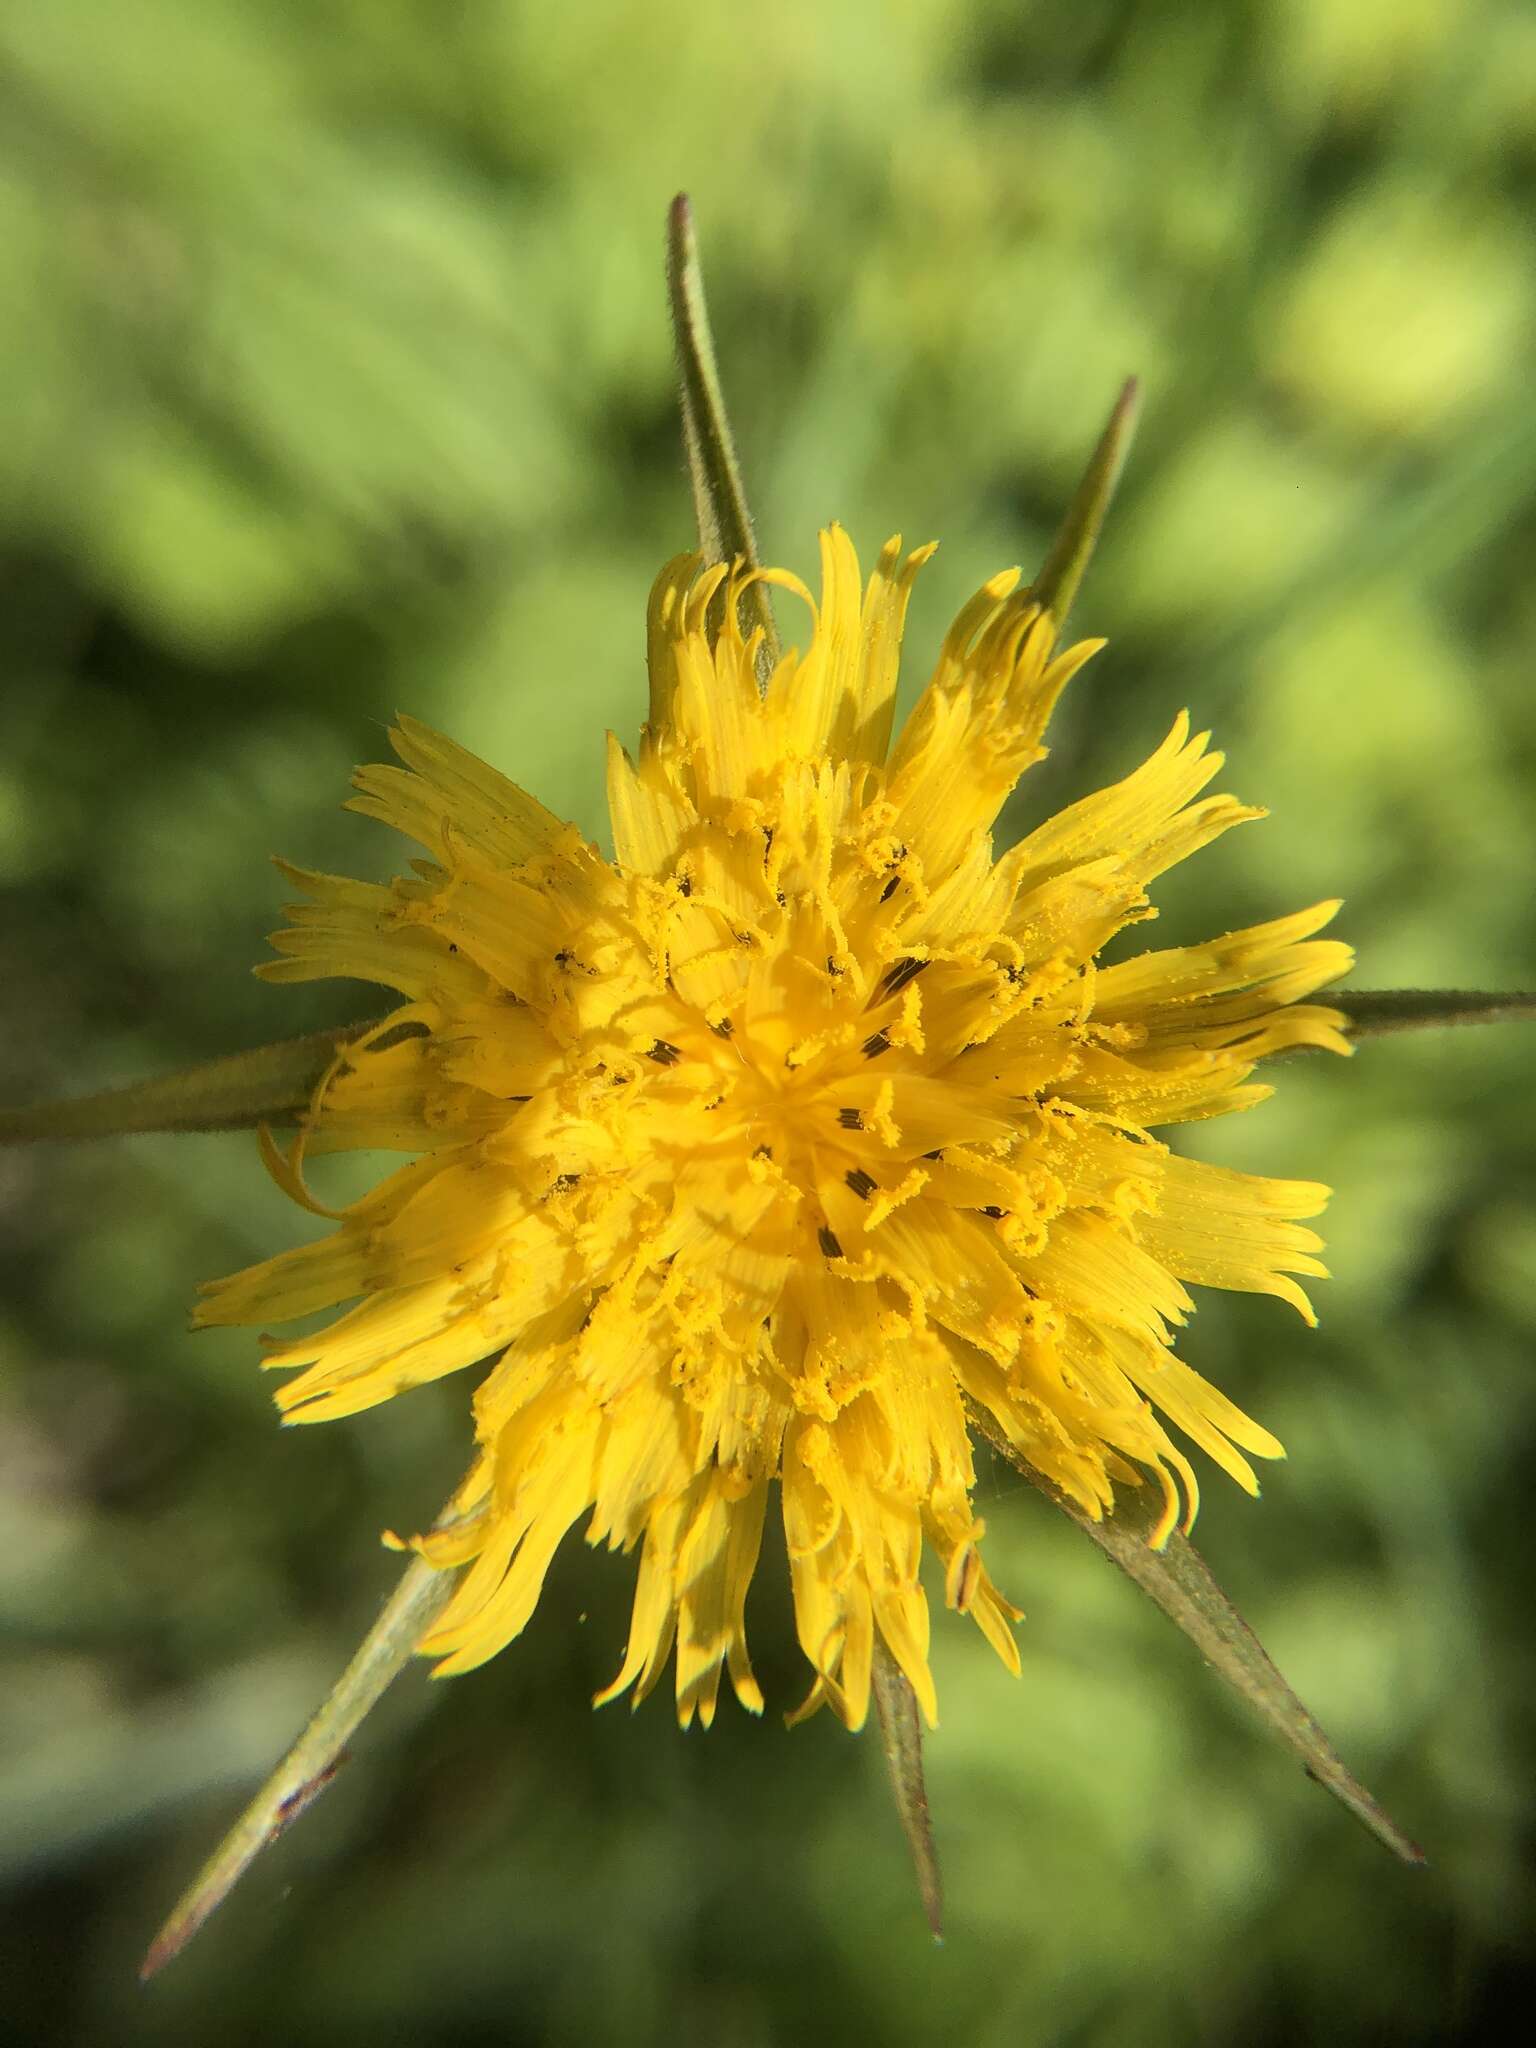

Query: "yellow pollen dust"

xmin=196 ymin=527 xmax=1353 ymax=1735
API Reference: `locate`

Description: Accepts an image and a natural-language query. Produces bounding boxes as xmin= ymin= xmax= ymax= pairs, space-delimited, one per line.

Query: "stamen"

xmin=877 ymin=957 xmax=928 ymax=999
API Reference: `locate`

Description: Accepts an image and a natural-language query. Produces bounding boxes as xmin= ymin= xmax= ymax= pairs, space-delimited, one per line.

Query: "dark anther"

xmin=818 ymin=1226 xmax=843 ymax=1259
xmin=677 ymin=873 xmax=693 ymax=898
xmin=826 ymin=956 xmax=845 ymax=976
xmin=845 ymin=1169 xmax=876 ymax=1201
xmin=448 ymin=942 xmax=459 ymax=954
xmin=838 ymin=1107 xmax=865 ymax=1130
xmin=880 ymin=875 xmax=900 ymax=902
xmin=922 ymin=1148 xmax=944 ymax=1161
xmin=878 ymin=956 xmax=927 ymax=998
xmin=711 ymin=1017 xmax=734 ymax=1039
xmin=647 ymin=1040 xmax=682 ymax=1066
xmin=981 ymin=1205 xmax=1007 ymax=1220
xmin=776 ymin=891 xmax=787 ymax=907
xmin=862 ymin=1028 xmax=892 ymax=1059
xmin=554 ymin=1173 xmax=583 ymax=1193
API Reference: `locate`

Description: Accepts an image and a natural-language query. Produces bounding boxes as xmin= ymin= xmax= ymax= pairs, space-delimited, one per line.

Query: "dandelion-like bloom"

xmin=199 ymin=531 xmax=1351 ymax=1732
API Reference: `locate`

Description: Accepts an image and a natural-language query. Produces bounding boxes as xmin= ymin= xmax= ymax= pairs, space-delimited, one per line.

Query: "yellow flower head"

xmin=198 ymin=529 xmax=1351 ymax=1733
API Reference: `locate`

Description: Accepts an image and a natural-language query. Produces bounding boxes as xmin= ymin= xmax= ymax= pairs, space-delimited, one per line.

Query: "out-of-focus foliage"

xmin=2 ymin=1 xmax=1534 ymax=2042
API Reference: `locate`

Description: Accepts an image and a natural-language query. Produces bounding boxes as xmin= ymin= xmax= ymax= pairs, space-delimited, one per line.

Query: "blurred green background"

xmin=2 ymin=1 xmax=1535 ymax=2042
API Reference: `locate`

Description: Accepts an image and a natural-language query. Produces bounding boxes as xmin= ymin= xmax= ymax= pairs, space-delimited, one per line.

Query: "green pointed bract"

xmin=665 ymin=193 xmax=780 ymax=673
xmin=967 ymin=1405 xmax=1424 ymax=1868
xmin=1337 ymin=988 xmax=1536 ymax=1037
xmin=0 ymin=1026 xmax=363 ymax=1145
xmin=141 ymin=1512 xmax=463 ymax=1978
xmin=1027 ymin=376 xmax=1140 ymax=630
xmin=871 ymin=1641 xmax=944 ymax=1940
xmin=1073 ymin=1492 xmax=1424 ymax=1867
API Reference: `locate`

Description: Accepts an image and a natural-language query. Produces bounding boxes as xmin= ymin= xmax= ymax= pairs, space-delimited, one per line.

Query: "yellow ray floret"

xmin=197 ymin=528 xmax=1352 ymax=1731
